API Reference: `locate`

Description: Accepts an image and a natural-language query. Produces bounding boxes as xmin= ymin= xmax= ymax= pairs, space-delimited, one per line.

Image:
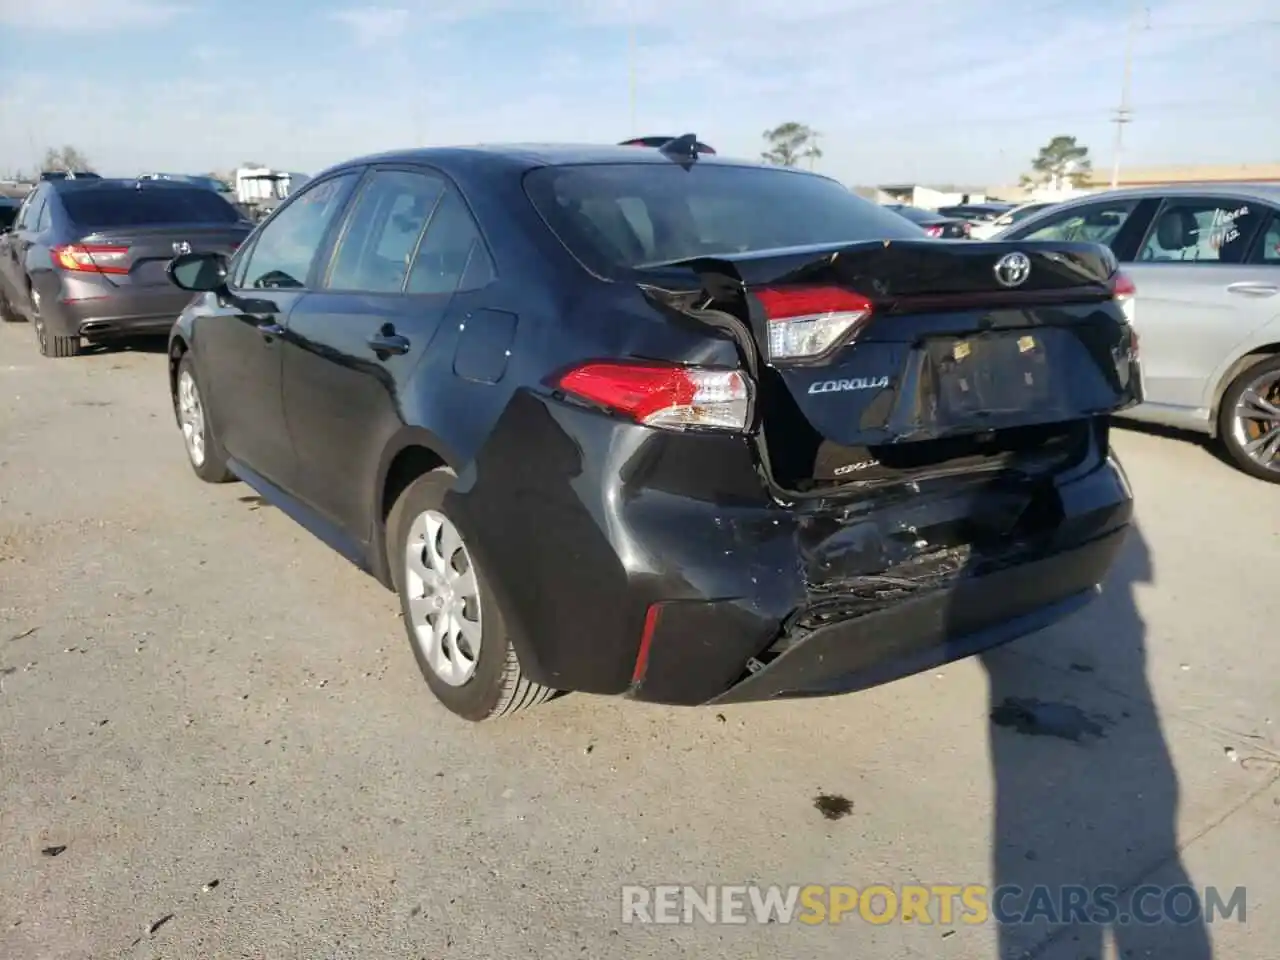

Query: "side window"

xmin=1250 ymin=213 xmax=1280 ymax=264
xmin=1017 ymin=199 xmax=1139 ymax=249
xmin=406 ymin=187 xmax=496 ymax=295
xmin=1138 ymin=198 xmax=1262 ymax=264
xmin=239 ymin=174 xmax=358 ymax=290
xmin=16 ymin=194 xmax=44 ymax=231
xmin=325 ymin=170 xmax=445 ymax=293
xmin=35 ymin=199 xmax=53 ymax=231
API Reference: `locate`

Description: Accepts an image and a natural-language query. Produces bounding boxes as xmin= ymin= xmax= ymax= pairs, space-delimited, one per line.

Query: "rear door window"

xmin=325 ymin=169 xmax=445 ymax=293
xmin=61 ymin=186 xmax=242 ymax=227
xmin=524 ymin=163 xmax=919 ymax=278
xmin=1249 ymin=212 xmax=1280 ymax=264
xmin=405 ymin=187 xmax=495 ymax=295
xmin=1136 ymin=198 xmax=1263 ymax=264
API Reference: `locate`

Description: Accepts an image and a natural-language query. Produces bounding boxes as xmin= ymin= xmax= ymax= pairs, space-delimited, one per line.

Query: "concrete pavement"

xmin=1 ymin=321 xmax=1276 ymax=959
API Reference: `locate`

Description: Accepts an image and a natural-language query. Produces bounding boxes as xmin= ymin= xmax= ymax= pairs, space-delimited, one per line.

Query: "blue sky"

xmin=0 ymin=0 xmax=1275 ymax=186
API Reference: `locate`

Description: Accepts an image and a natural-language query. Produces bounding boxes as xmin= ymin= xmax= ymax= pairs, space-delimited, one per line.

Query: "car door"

xmin=192 ymin=171 xmax=361 ymax=491
xmin=1121 ymin=195 xmax=1273 ymax=413
xmin=0 ymin=190 xmax=44 ymax=310
xmin=281 ymin=165 xmax=479 ymax=541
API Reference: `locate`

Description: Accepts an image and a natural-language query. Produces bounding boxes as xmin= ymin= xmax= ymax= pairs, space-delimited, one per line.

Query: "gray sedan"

xmin=997 ymin=183 xmax=1280 ymax=482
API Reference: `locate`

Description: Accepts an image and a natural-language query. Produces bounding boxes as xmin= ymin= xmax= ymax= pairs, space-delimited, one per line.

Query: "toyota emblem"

xmin=993 ymin=251 xmax=1032 ymax=288
xmin=172 ymin=241 xmax=192 ymax=256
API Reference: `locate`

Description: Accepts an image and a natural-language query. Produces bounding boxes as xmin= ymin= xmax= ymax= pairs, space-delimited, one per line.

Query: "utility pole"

xmin=1110 ymin=0 xmax=1142 ymax=188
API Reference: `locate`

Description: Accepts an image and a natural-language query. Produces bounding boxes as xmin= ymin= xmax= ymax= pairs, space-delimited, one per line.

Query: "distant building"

xmin=1081 ymin=163 xmax=1280 ymax=188
xmin=875 ymin=184 xmax=994 ymax=210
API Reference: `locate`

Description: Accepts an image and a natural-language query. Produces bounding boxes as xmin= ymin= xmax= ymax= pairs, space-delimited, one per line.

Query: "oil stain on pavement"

xmin=990 ymin=697 xmax=1110 ymax=742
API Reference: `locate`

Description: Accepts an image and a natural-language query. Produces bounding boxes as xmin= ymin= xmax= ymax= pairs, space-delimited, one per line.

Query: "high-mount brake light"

xmin=755 ymin=286 xmax=874 ymax=361
xmin=51 ymin=243 xmax=130 ymax=275
xmin=557 ymin=362 xmax=751 ymax=432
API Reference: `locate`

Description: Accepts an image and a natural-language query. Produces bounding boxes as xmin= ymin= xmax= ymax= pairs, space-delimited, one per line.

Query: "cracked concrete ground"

xmin=1 ymin=322 xmax=1276 ymax=959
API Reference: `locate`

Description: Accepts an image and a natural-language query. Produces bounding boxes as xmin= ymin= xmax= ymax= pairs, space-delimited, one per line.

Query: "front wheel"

xmin=1218 ymin=355 xmax=1280 ymax=483
xmin=175 ymin=353 xmax=234 ymax=483
xmin=387 ymin=468 xmax=556 ymax=721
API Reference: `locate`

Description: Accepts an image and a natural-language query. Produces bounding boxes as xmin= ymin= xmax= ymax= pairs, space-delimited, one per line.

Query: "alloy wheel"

xmin=1231 ymin=367 xmax=1280 ymax=474
xmin=404 ymin=509 xmax=482 ymax=686
xmin=176 ymin=369 xmax=207 ymax=467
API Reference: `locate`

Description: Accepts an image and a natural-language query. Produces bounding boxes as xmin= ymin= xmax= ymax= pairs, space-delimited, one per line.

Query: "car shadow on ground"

xmin=979 ymin=522 xmax=1213 ymax=959
xmin=83 ymin=335 xmax=170 ymax=356
xmin=1110 ymin=418 xmax=1238 ymax=471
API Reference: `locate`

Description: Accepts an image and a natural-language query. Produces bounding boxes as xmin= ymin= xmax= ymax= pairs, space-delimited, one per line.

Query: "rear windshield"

xmin=524 ymin=163 xmax=922 ymax=278
xmin=60 ymin=186 xmax=242 ymax=227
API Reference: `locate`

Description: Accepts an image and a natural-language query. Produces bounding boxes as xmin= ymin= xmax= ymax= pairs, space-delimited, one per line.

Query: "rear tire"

xmin=387 ymin=468 xmax=556 ymax=721
xmin=32 ymin=290 xmax=80 ymax=358
xmin=175 ymin=353 xmax=234 ymax=483
xmin=1217 ymin=354 xmax=1280 ymax=484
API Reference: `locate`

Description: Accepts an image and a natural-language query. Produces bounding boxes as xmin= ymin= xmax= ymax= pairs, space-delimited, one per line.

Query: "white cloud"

xmin=0 ymin=0 xmax=1275 ymax=185
xmin=328 ymin=6 xmax=412 ymax=48
xmin=0 ymin=0 xmax=182 ymax=30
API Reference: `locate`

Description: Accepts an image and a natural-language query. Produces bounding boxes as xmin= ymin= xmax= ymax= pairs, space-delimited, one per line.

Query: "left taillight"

xmin=1110 ymin=270 xmax=1136 ymax=325
xmin=51 ymin=243 xmax=130 ymax=275
xmin=754 ymin=285 xmax=874 ymax=362
xmin=557 ymin=361 xmax=751 ymax=432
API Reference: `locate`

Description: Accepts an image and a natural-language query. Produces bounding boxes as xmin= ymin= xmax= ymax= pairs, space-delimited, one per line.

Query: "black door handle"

xmin=368 ymin=332 xmax=411 ymax=357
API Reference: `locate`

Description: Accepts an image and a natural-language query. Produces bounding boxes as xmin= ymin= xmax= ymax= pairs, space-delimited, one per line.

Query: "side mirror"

xmin=167 ymin=251 xmax=229 ymax=292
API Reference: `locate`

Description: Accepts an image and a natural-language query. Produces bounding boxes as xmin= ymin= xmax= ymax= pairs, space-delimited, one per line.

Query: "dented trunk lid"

xmin=639 ymin=239 xmax=1142 ymax=490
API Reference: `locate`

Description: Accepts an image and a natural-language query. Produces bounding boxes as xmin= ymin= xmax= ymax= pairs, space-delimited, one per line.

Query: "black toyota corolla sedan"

xmin=163 ymin=136 xmax=1141 ymax=722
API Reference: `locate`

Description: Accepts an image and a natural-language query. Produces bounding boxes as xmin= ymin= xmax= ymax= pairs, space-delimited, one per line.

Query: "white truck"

xmin=234 ymin=166 xmax=311 ymax=221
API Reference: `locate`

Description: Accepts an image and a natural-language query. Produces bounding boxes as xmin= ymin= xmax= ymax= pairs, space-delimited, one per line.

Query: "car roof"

xmin=319 ymin=143 xmax=830 ymax=181
xmin=1052 ymin=182 xmax=1280 ymax=206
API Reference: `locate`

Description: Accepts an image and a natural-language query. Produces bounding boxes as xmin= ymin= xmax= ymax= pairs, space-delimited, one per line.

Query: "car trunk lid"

xmin=60 ymin=225 xmax=250 ymax=288
xmin=638 ymin=239 xmax=1141 ymax=493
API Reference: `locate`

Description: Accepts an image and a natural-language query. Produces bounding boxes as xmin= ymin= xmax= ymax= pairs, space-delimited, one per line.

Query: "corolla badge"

xmin=172 ymin=241 xmax=192 ymax=256
xmin=808 ymin=376 xmax=890 ymax=395
xmin=993 ymin=251 xmax=1032 ymax=288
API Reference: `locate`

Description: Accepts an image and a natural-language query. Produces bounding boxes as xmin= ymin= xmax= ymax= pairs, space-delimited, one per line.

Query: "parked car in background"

xmin=39 ymin=170 xmax=101 ymax=181
xmin=162 ymin=141 xmax=1139 ymax=723
xmin=936 ymin=202 xmax=1014 ymax=228
xmin=969 ymin=200 xmax=1059 ymax=240
xmin=998 ymin=184 xmax=1280 ymax=482
xmin=0 ymin=177 xmax=252 ymax=357
xmin=884 ymin=203 xmax=971 ymax=238
xmin=0 ymin=196 xmax=19 ymax=231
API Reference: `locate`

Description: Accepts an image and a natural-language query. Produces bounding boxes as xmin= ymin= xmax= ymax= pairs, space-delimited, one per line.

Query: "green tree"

xmin=41 ymin=145 xmax=94 ymax=174
xmin=761 ymin=122 xmax=823 ymax=168
xmin=1021 ymin=135 xmax=1091 ymax=189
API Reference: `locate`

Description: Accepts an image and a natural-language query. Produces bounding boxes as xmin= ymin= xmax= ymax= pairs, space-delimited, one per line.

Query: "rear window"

xmin=524 ymin=163 xmax=922 ymax=278
xmin=60 ymin=186 xmax=242 ymax=227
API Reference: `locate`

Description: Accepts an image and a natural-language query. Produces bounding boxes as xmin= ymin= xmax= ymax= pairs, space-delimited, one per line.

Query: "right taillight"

xmin=923 ymin=225 xmax=944 ymax=238
xmin=754 ymin=286 xmax=874 ymax=362
xmin=1111 ymin=270 xmax=1136 ymax=325
xmin=557 ymin=361 xmax=751 ymax=432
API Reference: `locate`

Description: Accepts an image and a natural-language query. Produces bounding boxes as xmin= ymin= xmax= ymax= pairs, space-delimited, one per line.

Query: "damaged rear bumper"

xmin=706 ymin=524 xmax=1126 ymax=705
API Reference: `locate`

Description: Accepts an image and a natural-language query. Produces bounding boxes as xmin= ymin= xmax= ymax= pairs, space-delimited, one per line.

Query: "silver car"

xmin=997 ymin=184 xmax=1280 ymax=482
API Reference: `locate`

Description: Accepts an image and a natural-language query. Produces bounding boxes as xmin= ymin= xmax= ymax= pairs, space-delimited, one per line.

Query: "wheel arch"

xmin=1209 ymin=342 xmax=1280 ymax=436
xmin=369 ymin=427 xmax=463 ymax=589
xmin=167 ymin=334 xmax=189 ymax=425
